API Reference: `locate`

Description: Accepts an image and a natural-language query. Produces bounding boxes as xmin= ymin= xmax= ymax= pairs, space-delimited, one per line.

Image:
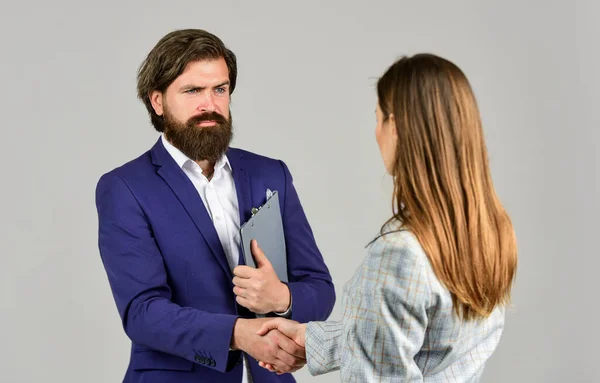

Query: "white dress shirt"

xmin=161 ymin=134 xmax=253 ymax=382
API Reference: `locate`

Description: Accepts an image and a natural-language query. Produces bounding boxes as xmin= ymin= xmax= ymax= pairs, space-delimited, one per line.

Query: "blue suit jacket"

xmin=95 ymin=138 xmax=336 ymax=382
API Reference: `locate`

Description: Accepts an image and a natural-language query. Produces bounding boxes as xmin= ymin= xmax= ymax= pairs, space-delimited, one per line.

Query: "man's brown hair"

xmin=136 ymin=29 xmax=237 ymax=132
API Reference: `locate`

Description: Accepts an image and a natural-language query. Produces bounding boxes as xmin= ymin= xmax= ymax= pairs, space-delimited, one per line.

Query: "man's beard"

xmin=163 ymin=108 xmax=233 ymax=163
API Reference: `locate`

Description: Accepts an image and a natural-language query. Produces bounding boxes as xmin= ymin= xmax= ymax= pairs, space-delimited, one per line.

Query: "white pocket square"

xmin=266 ymin=188 xmax=273 ymax=200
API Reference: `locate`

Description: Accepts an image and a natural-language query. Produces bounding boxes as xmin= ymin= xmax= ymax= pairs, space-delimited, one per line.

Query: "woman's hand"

xmin=255 ymin=318 xmax=307 ymax=374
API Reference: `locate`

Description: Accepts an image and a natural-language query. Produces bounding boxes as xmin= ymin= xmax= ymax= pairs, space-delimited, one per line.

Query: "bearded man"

xmin=94 ymin=28 xmax=335 ymax=383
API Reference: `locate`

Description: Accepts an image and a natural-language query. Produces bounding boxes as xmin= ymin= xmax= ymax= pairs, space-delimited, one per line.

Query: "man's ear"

xmin=149 ymin=90 xmax=164 ymax=116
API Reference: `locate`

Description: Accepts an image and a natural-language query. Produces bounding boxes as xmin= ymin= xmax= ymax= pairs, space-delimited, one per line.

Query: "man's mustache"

xmin=187 ymin=112 xmax=228 ymax=126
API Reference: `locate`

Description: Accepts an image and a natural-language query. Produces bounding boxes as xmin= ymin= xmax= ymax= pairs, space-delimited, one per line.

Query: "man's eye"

xmin=186 ymin=89 xmax=199 ymax=94
xmin=215 ymin=87 xmax=226 ymax=94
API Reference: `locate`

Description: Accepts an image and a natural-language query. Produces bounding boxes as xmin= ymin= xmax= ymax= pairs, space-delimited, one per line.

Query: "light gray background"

xmin=1 ymin=1 xmax=596 ymax=382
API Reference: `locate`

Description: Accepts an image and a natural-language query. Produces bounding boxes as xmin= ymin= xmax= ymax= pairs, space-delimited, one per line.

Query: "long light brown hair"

xmin=377 ymin=53 xmax=517 ymax=320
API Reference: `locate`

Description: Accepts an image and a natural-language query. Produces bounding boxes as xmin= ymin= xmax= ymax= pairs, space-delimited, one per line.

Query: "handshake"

xmin=230 ymin=317 xmax=307 ymax=375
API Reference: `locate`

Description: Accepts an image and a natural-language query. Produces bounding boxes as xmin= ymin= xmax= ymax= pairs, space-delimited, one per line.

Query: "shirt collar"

xmin=161 ymin=134 xmax=231 ymax=173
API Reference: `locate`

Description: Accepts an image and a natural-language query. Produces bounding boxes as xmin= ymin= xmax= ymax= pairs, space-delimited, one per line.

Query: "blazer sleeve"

xmin=95 ymin=173 xmax=241 ymax=372
xmin=278 ymin=160 xmax=336 ymax=323
xmin=306 ymin=232 xmax=431 ymax=381
xmin=305 ymin=320 xmax=343 ymax=375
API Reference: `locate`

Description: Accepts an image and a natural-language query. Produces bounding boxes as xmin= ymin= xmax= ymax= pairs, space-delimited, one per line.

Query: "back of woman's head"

xmin=377 ymin=53 xmax=517 ymax=320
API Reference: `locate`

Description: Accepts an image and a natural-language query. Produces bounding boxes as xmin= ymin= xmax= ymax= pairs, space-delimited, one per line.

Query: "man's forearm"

xmin=124 ymin=295 xmax=241 ymax=372
xmin=287 ymin=279 xmax=336 ymax=323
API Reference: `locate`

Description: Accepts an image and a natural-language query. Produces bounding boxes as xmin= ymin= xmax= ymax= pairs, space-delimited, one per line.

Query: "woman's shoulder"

xmin=358 ymin=221 xmax=436 ymax=311
xmin=367 ymin=221 xmax=432 ymax=276
xmin=369 ymin=220 xmax=424 ymax=256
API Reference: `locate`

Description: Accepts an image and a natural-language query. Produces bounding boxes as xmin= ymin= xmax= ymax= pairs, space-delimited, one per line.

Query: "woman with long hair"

xmin=257 ymin=53 xmax=517 ymax=381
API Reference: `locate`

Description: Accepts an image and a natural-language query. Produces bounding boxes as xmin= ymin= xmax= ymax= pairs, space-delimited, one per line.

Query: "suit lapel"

xmin=151 ymin=138 xmax=232 ymax=279
xmin=227 ymin=148 xmax=254 ymax=266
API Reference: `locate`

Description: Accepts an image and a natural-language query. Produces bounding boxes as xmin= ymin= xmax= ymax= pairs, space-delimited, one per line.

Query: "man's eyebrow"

xmin=215 ymin=81 xmax=230 ymax=88
xmin=179 ymin=81 xmax=230 ymax=92
xmin=179 ymin=84 xmax=204 ymax=92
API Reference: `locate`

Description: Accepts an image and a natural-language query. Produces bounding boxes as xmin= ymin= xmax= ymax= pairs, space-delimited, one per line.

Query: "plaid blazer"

xmin=305 ymin=225 xmax=506 ymax=382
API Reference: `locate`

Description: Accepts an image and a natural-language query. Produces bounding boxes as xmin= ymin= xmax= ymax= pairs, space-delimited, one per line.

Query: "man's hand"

xmin=256 ymin=318 xmax=307 ymax=347
xmin=233 ymin=240 xmax=291 ymax=314
xmin=255 ymin=318 xmax=307 ymax=374
xmin=231 ymin=318 xmax=305 ymax=374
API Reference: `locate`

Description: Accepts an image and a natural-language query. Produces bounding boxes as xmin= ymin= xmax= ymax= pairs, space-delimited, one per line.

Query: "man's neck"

xmin=197 ymin=160 xmax=215 ymax=180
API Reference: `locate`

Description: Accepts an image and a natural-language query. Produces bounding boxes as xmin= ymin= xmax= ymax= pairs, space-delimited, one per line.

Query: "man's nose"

xmin=197 ymin=92 xmax=216 ymax=113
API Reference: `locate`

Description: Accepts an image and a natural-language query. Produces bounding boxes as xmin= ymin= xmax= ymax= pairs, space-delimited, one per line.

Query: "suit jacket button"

xmin=209 ymin=359 xmax=216 ymax=367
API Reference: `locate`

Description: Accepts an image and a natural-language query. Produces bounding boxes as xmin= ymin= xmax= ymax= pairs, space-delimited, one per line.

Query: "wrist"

xmin=230 ymin=318 xmax=248 ymax=351
xmin=274 ymin=282 xmax=291 ymax=313
xmin=299 ymin=323 xmax=307 ymax=346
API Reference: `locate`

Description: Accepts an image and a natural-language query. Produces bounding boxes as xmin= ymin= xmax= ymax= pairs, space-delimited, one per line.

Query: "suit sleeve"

xmin=306 ymin=234 xmax=430 ymax=380
xmin=278 ymin=160 xmax=336 ymax=323
xmin=95 ymin=173 xmax=241 ymax=372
